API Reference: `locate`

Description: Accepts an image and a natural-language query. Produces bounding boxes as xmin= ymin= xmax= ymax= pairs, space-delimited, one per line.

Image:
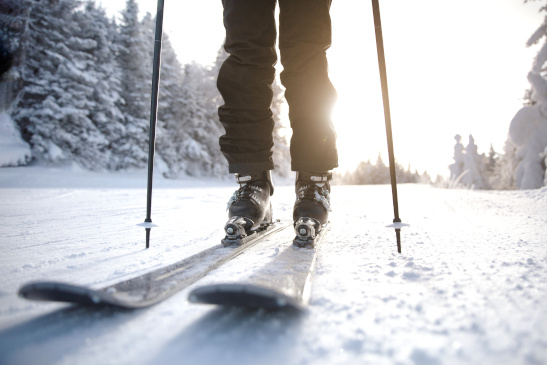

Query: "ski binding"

xmin=293 ymin=217 xmax=325 ymax=248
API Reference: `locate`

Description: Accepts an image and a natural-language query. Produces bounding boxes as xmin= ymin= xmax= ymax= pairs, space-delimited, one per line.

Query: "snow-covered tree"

xmin=449 ymin=134 xmax=465 ymax=184
xmin=493 ymin=140 xmax=518 ymax=189
xmin=505 ymin=2 xmax=547 ymax=189
xmin=541 ymin=146 xmax=547 ymax=185
xmin=0 ymin=2 xmax=30 ymax=165
xmin=13 ymin=0 xmax=115 ymax=168
xmin=485 ymin=144 xmax=498 ymax=176
xmin=0 ymin=111 xmax=31 ymax=166
xmin=115 ymin=0 xmax=152 ymax=169
xmin=153 ymin=32 xmax=186 ymax=176
xmin=0 ymin=0 xmax=28 ymax=110
xmin=5 ymin=1 xmax=288 ymax=177
xmin=336 ymin=155 xmax=428 ymax=185
xmin=208 ymin=46 xmax=232 ymax=176
xmin=75 ymin=1 xmax=126 ymax=169
xmin=460 ymin=135 xmax=487 ymax=189
xmin=448 ymin=134 xmax=488 ymax=189
xmin=395 ymin=163 xmax=423 ymax=184
xmin=483 ymin=144 xmax=501 ymax=188
xmin=175 ymin=62 xmax=226 ymax=176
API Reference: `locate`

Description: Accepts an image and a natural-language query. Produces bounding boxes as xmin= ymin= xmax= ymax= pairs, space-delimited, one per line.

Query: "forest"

xmin=0 ymin=0 xmax=290 ymax=178
xmin=1 ymin=0 xmax=546 ymax=189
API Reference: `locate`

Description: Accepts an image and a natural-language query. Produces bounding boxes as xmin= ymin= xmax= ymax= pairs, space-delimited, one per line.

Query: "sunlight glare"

xmin=329 ymin=1 xmax=390 ymax=172
xmin=98 ymin=0 xmax=545 ymax=178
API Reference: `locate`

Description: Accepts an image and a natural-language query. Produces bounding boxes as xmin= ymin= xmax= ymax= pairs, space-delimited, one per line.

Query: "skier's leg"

xmin=218 ymin=0 xmax=278 ymax=174
xmin=278 ymin=0 xmax=337 ymax=244
xmin=219 ymin=0 xmax=278 ymax=239
xmin=278 ymin=0 xmax=338 ymax=173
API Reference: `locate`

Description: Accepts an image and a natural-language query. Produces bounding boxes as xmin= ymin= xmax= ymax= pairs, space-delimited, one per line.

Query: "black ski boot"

xmin=222 ymin=171 xmax=274 ymax=246
xmin=293 ymin=172 xmax=332 ymax=248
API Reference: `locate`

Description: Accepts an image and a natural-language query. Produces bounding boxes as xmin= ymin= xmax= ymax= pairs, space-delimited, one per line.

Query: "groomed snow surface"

xmin=0 ymin=167 xmax=546 ymax=365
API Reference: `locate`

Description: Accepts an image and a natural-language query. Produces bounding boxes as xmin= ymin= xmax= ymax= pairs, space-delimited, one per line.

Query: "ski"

xmin=18 ymin=222 xmax=291 ymax=309
xmin=188 ymin=222 xmax=330 ymax=310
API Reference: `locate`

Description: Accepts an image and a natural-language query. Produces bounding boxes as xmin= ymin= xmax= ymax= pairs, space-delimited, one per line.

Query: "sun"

xmin=328 ymin=56 xmax=388 ymax=172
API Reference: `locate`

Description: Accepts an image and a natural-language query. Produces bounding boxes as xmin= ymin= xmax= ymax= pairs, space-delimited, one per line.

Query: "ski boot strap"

xmin=297 ymin=171 xmax=332 ymax=183
xmin=235 ymin=171 xmax=274 ymax=195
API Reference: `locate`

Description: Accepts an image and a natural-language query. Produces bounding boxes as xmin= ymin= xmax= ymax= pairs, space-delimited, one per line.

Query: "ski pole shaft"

xmin=371 ymin=0 xmax=402 ymax=253
xmin=144 ymin=0 xmax=165 ymax=248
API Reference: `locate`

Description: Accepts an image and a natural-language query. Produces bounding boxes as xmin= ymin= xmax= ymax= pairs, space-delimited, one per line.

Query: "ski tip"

xmin=18 ymin=281 xmax=106 ymax=305
xmin=188 ymin=284 xmax=305 ymax=311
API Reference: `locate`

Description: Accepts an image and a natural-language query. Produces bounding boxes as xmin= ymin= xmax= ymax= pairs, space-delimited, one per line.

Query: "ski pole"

xmin=142 ymin=0 xmax=165 ymax=248
xmin=371 ymin=0 xmax=407 ymax=253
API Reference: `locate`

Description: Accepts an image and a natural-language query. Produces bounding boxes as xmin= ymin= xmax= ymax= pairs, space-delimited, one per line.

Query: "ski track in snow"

xmin=0 ymin=167 xmax=546 ymax=365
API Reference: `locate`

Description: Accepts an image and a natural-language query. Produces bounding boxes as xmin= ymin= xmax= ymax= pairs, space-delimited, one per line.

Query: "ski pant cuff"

xmin=291 ymin=159 xmax=338 ymax=172
xmin=228 ymin=161 xmax=275 ymax=174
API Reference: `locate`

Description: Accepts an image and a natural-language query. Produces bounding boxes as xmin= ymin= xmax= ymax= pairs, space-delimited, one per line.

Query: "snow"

xmin=509 ymin=82 xmax=547 ymax=189
xmin=0 ymin=112 xmax=31 ymax=167
xmin=0 ymin=167 xmax=546 ymax=365
xmin=505 ymin=13 xmax=547 ymax=190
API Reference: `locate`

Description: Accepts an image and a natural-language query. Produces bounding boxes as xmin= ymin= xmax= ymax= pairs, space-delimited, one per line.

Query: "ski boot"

xmin=222 ymin=171 xmax=274 ymax=246
xmin=293 ymin=171 xmax=332 ymax=248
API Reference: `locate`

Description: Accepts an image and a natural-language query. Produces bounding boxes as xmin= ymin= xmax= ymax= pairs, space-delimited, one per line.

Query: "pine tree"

xmin=134 ymin=14 xmax=183 ymax=176
xmin=460 ymin=135 xmax=487 ymax=189
xmin=13 ymin=0 xmax=113 ymax=168
xmin=372 ymin=154 xmax=390 ymax=184
xmin=494 ymin=140 xmax=518 ymax=189
xmin=7 ymin=2 xmax=290 ymax=176
xmin=504 ymin=2 xmax=547 ymax=188
xmin=156 ymin=33 xmax=194 ymax=176
xmin=337 ymin=156 xmax=430 ymax=185
xmin=395 ymin=163 xmax=420 ymax=183
xmin=76 ymin=1 xmax=126 ymax=169
xmin=352 ymin=160 xmax=372 ymax=184
xmin=486 ymin=144 xmax=497 ymax=173
xmin=483 ymin=144 xmax=498 ymax=187
xmin=542 ymin=146 xmax=547 ymax=185
xmin=201 ymin=48 xmax=230 ymax=176
xmin=176 ymin=62 xmax=222 ymax=176
xmin=116 ymin=0 xmax=151 ymax=169
xmin=449 ymin=134 xmax=465 ymax=184
xmin=0 ymin=0 xmax=28 ymax=110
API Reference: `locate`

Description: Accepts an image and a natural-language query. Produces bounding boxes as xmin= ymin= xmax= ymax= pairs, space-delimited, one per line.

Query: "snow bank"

xmin=0 ymin=112 xmax=31 ymax=167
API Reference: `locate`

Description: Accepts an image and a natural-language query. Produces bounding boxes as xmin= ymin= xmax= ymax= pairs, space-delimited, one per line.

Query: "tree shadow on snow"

xmin=154 ymin=306 xmax=307 ymax=365
xmin=0 ymin=304 xmax=141 ymax=365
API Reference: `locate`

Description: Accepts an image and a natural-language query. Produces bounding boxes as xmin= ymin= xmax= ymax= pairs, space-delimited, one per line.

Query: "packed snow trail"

xmin=0 ymin=167 xmax=546 ymax=365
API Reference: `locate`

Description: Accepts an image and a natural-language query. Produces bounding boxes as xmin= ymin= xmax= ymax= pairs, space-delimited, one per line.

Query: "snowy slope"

xmin=0 ymin=167 xmax=546 ymax=365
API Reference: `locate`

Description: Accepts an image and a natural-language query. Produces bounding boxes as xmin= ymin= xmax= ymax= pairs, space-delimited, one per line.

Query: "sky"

xmin=98 ymin=0 xmax=545 ymax=177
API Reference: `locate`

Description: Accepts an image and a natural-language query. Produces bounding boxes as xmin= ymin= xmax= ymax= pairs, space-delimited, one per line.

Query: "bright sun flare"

xmin=101 ymin=0 xmax=544 ymax=178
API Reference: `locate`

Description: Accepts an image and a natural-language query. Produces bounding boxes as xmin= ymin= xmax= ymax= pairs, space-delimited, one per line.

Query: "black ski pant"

xmin=218 ymin=0 xmax=338 ymax=174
